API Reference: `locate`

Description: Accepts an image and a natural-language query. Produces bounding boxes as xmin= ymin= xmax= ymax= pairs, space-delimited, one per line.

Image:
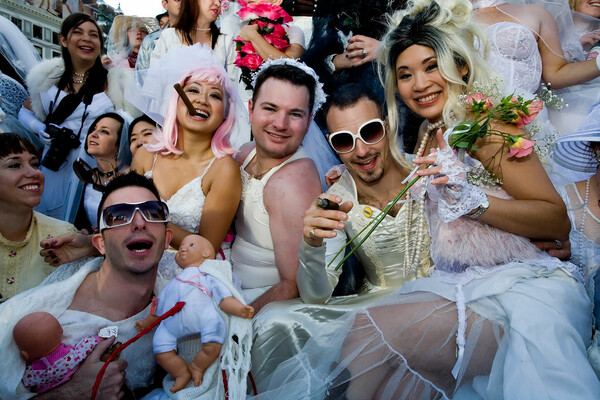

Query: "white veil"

xmin=126 ymin=44 xmax=251 ymax=150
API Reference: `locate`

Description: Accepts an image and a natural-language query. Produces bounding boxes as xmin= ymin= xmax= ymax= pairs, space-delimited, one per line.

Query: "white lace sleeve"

xmin=429 ymin=145 xmax=487 ymax=222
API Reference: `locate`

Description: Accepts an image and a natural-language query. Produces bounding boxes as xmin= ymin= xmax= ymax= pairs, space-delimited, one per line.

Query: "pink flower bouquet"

xmin=448 ymin=93 xmax=541 ymax=159
xmin=234 ymin=0 xmax=293 ymax=89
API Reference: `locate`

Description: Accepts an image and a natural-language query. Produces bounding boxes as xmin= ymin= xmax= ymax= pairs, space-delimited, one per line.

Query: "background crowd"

xmin=1 ymin=0 xmax=600 ymax=398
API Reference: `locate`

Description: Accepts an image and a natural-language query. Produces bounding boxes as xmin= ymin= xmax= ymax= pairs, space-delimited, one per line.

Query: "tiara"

xmin=251 ymin=58 xmax=327 ymax=114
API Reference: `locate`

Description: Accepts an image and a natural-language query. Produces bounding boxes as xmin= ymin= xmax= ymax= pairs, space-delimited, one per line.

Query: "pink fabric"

xmin=22 ymin=336 xmax=102 ymax=394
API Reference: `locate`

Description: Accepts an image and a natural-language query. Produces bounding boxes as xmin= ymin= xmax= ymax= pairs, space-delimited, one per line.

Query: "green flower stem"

xmin=329 ymin=175 xmax=422 ymax=271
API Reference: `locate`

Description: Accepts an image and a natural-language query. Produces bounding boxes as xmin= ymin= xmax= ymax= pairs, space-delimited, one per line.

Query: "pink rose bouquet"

xmin=234 ymin=0 xmax=293 ymax=89
xmin=449 ymin=93 xmax=541 ymax=159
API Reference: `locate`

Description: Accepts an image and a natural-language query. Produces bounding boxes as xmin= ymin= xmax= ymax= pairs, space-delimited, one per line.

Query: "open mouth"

xmin=126 ymin=239 xmax=153 ymax=253
xmin=355 ymin=156 xmax=377 ymax=170
xmin=416 ymin=93 xmax=440 ymax=104
xmin=267 ymin=132 xmax=288 ymax=140
xmin=79 ymin=45 xmax=94 ymax=53
xmin=89 ymin=141 xmax=98 ymax=146
xmin=20 ymin=183 xmax=41 ymax=192
xmin=195 ymin=110 xmax=210 ymax=118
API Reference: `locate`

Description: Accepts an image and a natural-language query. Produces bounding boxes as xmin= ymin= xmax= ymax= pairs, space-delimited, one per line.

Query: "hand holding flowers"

xmin=234 ymin=0 xmax=293 ymax=89
xmin=449 ymin=93 xmax=543 ymax=158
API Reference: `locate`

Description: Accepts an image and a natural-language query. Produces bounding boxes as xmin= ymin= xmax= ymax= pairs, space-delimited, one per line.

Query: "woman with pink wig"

xmin=131 ymin=45 xmax=244 ymax=255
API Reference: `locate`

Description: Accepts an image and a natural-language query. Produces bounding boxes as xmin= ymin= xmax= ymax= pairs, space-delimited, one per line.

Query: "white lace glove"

xmin=18 ymin=107 xmax=50 ymax=144
xmin=428 ymin=144 xmax=487 ymax=223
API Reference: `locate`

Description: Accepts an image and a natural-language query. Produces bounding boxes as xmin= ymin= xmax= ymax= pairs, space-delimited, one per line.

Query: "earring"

xmin=595 ymin=148 xmax=600 ymax=164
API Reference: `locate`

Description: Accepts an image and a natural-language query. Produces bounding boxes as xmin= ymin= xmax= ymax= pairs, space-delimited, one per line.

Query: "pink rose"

xmin=508 ymin=136 xmax=535 ymax=158
xmin=515 ymin=100 xmax=543 ymax=128
xmin=241 ymin=53 xmax=263 ymax=71
xmin=264 ymin=33 xmax=290 ymax=50
xmin=465 ymin=93 xmax=493 ymax=110
xmin=241 ymin=41 xmax=256 ymax=54
xmin=272 ymin=24 xmax=286 ymax=37
xmin=234 ymin=52 xmax=244 ymax=67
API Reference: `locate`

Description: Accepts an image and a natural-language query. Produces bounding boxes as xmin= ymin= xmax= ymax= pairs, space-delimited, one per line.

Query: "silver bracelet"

xmin=468 ymin=196 xmax=490 ymax=219
xmin=325 ymin=54 xmax=336 ymax=74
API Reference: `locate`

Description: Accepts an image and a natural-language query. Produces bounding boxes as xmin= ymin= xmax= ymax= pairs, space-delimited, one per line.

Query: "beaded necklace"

xmin=401 ymin=120 xmax=444 ymax=278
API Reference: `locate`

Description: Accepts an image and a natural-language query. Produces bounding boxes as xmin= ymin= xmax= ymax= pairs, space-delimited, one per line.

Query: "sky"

xmin=103 ymin=0 xmax=165 ymax=18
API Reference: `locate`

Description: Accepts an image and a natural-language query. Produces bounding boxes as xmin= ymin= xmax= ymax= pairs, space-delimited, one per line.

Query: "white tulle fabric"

xmin=255 ymin=259 xmax=596 ymax=399
xmin=427 ymin=145 xmax=487 ymax=223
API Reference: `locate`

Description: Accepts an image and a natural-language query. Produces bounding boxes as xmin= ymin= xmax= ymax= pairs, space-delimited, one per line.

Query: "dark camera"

xmin=41 ymin=124 xmax=81 ymax=171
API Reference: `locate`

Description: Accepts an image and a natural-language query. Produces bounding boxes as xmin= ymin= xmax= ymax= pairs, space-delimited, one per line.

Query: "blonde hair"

xmin=379 ymin=0 xmax=494 ymax=162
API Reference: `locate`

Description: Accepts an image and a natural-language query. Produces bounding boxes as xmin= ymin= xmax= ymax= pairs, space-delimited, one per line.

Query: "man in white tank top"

xmin=232 ymin=61 xmax=323 ymax=313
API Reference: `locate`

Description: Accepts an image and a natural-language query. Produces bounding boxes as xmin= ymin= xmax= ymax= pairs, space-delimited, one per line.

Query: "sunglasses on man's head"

xmin=328 ymin=118 xmax=386 ymax=154
xmin=99 ymin=200 xmax=170 ymax=231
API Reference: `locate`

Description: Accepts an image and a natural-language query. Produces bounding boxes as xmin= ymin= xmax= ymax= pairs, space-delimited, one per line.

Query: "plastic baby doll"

xmin=135 ymin=234 xmax=254 ymax=393
xmin=13 ymin=311 xmax=102 ymax=394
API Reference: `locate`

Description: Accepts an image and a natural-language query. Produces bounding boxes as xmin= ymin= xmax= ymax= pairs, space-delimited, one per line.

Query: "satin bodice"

xmin=486 ymin=21 xmax=542 ymax=95
xmin=328 ymin=171 xmax=432 ymax=289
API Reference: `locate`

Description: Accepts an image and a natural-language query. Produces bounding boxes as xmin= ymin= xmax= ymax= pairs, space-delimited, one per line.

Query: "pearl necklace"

xmin=416 ymin=119 xmax=445 ymax=158
xmin=402 ymin=190 xmax=426 ymax=278
xmin=194 ymin=27 xmax=211 ymax=31
xmin=400 ymin=120 xmax=444 ymax=278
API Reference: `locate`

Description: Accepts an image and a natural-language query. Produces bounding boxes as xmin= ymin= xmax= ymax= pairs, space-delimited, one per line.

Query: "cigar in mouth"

xmin=173 ymin=83 xmax=199 ymax=116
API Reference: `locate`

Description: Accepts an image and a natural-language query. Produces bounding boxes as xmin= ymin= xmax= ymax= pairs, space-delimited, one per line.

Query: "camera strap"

xmin=47 ymin=88 xmax=90 ymax=141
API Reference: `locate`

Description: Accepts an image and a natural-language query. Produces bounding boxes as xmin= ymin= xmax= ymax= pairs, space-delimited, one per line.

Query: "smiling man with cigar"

xmin=297 ymin=83 xmax=434 ymax=304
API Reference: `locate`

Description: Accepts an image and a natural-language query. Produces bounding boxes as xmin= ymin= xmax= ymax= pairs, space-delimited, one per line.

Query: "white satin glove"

xmin=428 ymin=144 xmax=487 ymax=222
xmin=18 ymin=107 xmax=50 ymax=144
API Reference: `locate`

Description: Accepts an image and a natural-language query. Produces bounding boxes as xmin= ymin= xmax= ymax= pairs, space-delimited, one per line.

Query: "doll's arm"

xmin=219 ymin=297 xmax=254 ymax=319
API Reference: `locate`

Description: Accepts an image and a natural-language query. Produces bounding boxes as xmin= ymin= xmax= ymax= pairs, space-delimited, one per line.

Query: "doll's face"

xmin=175 ymin=235 xmax=215 ymax=268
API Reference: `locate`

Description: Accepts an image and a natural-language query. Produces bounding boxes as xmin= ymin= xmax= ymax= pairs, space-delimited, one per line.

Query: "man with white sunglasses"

xmin=297 ymin=83 xmax=433 ymax=304
xmin=0 ymin=172 xmax=173 ymax=399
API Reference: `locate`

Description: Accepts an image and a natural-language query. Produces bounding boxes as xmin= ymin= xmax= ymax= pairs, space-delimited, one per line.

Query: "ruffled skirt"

xmin=251 ymin=261 xmax=600 ymax=399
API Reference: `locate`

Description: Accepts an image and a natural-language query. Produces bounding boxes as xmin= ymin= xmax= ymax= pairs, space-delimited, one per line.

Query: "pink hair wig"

xmin=148 ymin=66 xmax=237 ymax=158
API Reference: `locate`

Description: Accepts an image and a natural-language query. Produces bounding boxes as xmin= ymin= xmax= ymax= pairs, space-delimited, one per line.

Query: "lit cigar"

xmin=316 ymin=197 xmax=339 ymax=210
xmin=173 ymin=83 xmax=199 ymax=116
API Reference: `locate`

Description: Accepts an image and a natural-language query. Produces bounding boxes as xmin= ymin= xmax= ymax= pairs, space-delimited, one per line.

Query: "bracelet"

xmin=468 ymin=195 xmax=489 ymax=219
xmin=325 ymin=54 xmax=336 ymax=74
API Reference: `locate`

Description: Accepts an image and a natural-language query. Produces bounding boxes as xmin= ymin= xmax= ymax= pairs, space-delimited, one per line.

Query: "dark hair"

xmin=174 ymin=0 xmax=220 ymax=48
xmin=84 ymin=112 xmax=125 ymax=155
xmin=156 ymin=12 xmax=169 ymax=24
xmin=0 ymin=132 xmax=41 ymax=160
xmin=97 ymin=171 xmax=162 ymax=228
xmin=322 ymin=83 xmax=383 ymax=120
xmin=252 ymin=64 xmax=317 ymax=114
xmin=128 ymin=114 xmax=157 ymax=143
xmin=46 ymin=13 xmax=108 ymax=126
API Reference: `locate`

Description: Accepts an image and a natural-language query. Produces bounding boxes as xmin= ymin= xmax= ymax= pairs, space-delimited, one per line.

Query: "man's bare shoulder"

xmin=235 ymin=142 xmax=256 ymax=167
xmin=264 ymin=158 xmax=320 ymax=208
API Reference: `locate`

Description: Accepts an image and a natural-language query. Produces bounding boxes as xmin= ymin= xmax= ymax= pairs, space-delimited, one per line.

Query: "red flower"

xmin=241 ymin=41 xmax=256 ymax=54
xmin=264 ymin=33 xmax=290 ymax=49
xmin=241 ymin=53 xmax=263 ymax=71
